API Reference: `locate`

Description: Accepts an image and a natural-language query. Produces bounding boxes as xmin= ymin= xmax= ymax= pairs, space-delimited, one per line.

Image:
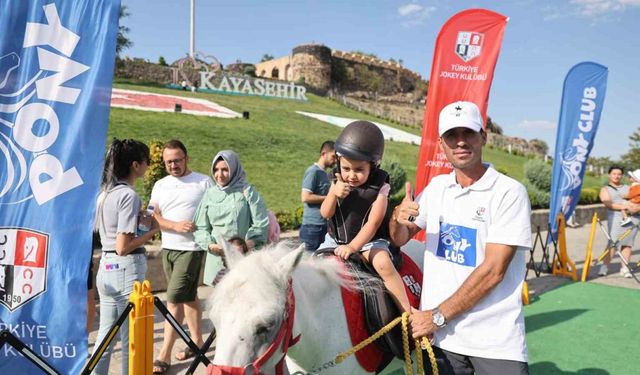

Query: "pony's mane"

xmin=208 ymin=241 xmax=381 ymax=311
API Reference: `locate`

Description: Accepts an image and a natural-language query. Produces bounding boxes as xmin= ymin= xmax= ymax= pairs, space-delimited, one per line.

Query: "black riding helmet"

xmin=335 ymin=121 xmax=384 ymax=165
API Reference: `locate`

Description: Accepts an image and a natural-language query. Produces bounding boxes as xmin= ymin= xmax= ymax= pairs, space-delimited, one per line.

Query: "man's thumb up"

xmin=403 ymin=181 xmax=414 ymax=202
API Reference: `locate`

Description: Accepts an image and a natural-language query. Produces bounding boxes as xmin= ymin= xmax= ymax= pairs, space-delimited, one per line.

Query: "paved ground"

xmin=90 ymin=222 xmax=639 ymax=374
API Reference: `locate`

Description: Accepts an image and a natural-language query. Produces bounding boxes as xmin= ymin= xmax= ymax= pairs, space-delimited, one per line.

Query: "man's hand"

xmin=172 ymin=220 xmax=195 ymax=233
xmin=334 ymin=244 xmax=356 ymax=260
xmin=628 ymin=203 xmax=640 ymax=215
xmin=208 ymin=243 xmax=223 ymax=256
xmin=409 ymin=309 xmax=437 ymax=339
xmin=332 ymin=173 xmax=351 ymax=199
xmin=394 ymin=182 xmax=420 ymax=225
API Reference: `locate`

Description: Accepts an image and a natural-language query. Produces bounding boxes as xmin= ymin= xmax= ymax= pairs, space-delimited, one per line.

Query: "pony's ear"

xmin=216 ymin=235 xmax=245 ymax=269
xmin=277 ymin=244 xmax=304 ymax=279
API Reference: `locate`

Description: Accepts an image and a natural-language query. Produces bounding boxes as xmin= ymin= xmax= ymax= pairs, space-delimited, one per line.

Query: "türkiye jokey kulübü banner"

xmin=414 ymin=9 xmax=507 ymax=241
xmin=0 ymin=1 xmax=119 ymax=373
xmin=548 ymin=62 xmax=608 ymax=239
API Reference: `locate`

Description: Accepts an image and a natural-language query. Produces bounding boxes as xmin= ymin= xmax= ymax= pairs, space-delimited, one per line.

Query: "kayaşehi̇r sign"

xmin=199 ymin=72 xmax=308 ymax=101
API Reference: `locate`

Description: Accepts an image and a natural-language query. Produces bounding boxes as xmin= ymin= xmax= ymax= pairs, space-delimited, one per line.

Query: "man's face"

xmin=163 ymin=148 xmax=188 ymax=177
xmin=609 ymin=169 xmax=623 ymax=185
xmin=323 ymin=148 xmax=337 ymax=168
xmin=439 ymin=127 xmax=486 ymax=171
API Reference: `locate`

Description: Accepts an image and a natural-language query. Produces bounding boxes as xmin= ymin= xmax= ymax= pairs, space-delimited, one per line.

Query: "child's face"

xmin=339 ymin=157 xmax=371 ymax=187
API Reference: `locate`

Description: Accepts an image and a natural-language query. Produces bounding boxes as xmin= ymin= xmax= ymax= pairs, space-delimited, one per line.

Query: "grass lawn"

xmin=108 ymin=83 xmax=601 ymax=212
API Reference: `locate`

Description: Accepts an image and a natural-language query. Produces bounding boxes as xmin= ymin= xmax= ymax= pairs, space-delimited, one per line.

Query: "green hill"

xmin=107 ymin=82 xmax=601 ymax=213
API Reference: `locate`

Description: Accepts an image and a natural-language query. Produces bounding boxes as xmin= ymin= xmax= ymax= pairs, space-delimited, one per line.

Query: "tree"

xmin=158 ymin=56 xmax=167 ymax=66
xmin=529 ymin=139 xmax=549 ymax=156
xmin=485 ymin=116 xmax=503 ymax=135
xmin=260 ymin=54 xmax=274 ymax=62
xmin=116 ymin=5 xmax=133 ymax=57
xmin=622 ymin=128 xmax=640 ymax=168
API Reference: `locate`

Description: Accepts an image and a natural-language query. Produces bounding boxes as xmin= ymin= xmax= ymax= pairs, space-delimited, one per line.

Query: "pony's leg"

xmin=362 ymin=249 xmax=412 ymax=313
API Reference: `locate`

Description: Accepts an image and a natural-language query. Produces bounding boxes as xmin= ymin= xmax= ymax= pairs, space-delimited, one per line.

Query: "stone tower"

xmin=291 ymin=44 xmax=332 ymax=91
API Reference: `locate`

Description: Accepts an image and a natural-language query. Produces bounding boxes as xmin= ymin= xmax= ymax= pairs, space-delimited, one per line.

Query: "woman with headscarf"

xmin=194 ymin=150 xmax=269 ymax=285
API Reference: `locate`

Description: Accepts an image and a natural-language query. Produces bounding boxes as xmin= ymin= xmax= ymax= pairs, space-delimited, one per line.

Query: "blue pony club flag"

xmin=549 ymin=62 xmax=608 ymax=239
xmin=0 ymin=1 xmax=119 ymax=373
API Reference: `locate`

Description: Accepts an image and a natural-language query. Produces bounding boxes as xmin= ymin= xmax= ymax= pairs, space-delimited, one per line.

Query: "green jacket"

xmin=194 ymin=184 xmax=268 ymax=285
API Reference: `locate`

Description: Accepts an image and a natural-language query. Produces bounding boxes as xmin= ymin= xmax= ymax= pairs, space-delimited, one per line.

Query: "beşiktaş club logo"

xmin=0 ymin=3 xmax=87 ymax=206
xmin=0 ymin=228 xmax=48 ymax=311
xmin=455 ymin=31 xmax=484 ymax=62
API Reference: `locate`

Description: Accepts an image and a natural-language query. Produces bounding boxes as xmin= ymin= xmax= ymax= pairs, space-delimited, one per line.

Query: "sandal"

xmin=153 ymin=360 xmax=170 ymax=374
xmin=175 ymin=346 xmax=195 ymax=361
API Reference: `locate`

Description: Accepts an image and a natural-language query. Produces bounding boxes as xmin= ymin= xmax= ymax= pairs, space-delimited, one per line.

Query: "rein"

xmin=208 ymin=280 xmax=298 ymax=375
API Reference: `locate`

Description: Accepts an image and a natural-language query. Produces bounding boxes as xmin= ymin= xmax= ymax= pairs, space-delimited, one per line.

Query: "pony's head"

xmin=208 ymin=239 xmax=304 ymax=371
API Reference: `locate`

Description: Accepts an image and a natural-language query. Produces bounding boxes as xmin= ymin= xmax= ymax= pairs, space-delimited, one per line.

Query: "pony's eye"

xmin=255 ymin=323 xmax=272 ymax=336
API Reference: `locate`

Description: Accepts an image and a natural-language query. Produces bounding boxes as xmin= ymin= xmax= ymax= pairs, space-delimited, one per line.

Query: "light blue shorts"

xmin=318 ymin=234 xmax=394 ymax=259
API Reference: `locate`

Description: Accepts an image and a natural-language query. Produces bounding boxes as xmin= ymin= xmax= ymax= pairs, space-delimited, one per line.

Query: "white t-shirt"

xmin=150 ymin=172 xmax=212 ymax=251
xmin=415 ymin=166 xmax=532 ymax=362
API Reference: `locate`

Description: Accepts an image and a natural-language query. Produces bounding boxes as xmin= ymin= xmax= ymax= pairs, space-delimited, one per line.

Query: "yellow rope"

xmin=334 ymin=312 xmax=438 ymax=375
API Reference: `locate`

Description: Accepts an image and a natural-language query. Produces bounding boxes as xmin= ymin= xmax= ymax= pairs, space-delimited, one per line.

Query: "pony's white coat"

xmin=208 ymin=240 xmax=425 ymax=375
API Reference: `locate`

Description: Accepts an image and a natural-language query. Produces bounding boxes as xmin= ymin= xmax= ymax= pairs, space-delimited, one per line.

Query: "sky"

xmin=122 ymin=0 xmax=640 ymax=159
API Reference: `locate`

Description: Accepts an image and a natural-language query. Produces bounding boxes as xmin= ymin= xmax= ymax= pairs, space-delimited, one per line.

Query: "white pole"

xmin=189 ymin=0 xmax=195 ymax=58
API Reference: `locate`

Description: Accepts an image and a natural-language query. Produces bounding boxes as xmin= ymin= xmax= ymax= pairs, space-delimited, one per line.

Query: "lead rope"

xmin=332 ymin=312 xmax=438 ymax=375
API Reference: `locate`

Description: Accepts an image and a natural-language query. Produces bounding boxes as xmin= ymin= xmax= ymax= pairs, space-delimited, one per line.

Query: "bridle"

xmin=208 ymin=280 xmax=300 ymax=375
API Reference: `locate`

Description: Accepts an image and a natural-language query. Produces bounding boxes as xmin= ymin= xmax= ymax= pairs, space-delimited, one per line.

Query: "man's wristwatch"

xmin=432 ymin=307 xmax=447 ymax=328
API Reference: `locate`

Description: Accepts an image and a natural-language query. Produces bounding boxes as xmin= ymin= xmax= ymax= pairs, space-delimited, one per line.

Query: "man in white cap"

xmin=390 ymin=101 xmax=532 ymax=374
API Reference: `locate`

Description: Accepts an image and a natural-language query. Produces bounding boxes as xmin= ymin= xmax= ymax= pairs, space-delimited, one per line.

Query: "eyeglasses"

xmin=164 ymin=158 xmax=185 ymax=165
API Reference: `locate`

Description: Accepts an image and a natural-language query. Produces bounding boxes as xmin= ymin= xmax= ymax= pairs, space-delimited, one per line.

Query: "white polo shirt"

xmin=150 ymin=172 xmax=212 ymax=251
xmin=415 ymin=166 xmax=532 ymax=362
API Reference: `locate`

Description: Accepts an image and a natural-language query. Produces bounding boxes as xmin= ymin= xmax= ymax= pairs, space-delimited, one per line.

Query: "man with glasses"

xmin=150 ymin=140 xmax=212 ymax=373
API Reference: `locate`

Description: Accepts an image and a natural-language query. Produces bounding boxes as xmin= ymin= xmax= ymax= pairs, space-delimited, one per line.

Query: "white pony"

xmin=207 ymin=240 xmax=425 ymax=375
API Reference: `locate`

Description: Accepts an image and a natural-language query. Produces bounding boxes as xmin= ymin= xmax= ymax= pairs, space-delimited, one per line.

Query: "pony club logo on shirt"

xmin=0 ymin=227 xmax=48 ymax=311
xmin=436 ymin=222 xmax=477 ymax=267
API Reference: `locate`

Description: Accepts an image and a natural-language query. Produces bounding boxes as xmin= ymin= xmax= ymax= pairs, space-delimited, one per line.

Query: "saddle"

xmin=314 ymin=248 xmax=423 ymax=373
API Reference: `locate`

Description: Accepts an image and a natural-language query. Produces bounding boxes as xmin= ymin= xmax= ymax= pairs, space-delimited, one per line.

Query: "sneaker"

xmin=620 ymin=217 xmax=633 ymax=226
xmin=620 ymin=266 xmax=632 ymax=278
xmin=598 ymin=264 xmax=608 ymax=276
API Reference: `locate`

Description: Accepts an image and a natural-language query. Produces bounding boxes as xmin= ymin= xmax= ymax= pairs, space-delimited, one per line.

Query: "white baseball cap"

xmin=438 ymin=101 xmax=483 ymax=136
xmin=628 ymin=169 xmax=640 ymax=181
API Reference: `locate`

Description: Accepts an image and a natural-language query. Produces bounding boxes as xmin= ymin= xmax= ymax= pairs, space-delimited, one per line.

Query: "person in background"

xmin=150 ymin=140 xmax=212 ymax=374
xmin=300 ymin=141 xmax=336 ymax=251
xmin=93 ymin=139 xmax=159 ymax=375
xmin=599 ymin=165 xmax=640 ymax=278
xmin=194 ymin=150 xmax=268 ymax=286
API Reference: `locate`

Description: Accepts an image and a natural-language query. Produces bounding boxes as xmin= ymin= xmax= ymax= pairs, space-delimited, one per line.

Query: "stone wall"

xmin=254 ymin=55 xmax=293 ymax=81
xmin=291 ymin=44 xmax=332 ymax=90
xmin=115 ymin=58 xmax=173 ymax=84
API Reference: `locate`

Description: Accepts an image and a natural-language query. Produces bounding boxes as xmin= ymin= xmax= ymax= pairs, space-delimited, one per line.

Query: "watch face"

xmin=433 ymin=311 xmax=445 ymax=326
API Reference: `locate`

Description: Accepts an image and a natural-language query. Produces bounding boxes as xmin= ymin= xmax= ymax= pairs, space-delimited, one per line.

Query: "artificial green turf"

xmin=525 ymin=282 xmax=640 ymax=374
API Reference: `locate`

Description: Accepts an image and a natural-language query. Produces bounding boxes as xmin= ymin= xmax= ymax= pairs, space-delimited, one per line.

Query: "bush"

xmin=524 ymin=181 xmax=550 ymax=209
xmin=381 ymin=158 xmax=407 ymax=196
xmin=496 ymin=166 xmax=509 ymax=176
xmin=579 ymin=188 xmax=600 ymax=205
xmin=275 ymin=209 xmax=299 ymax=231
xmin=524 ymin=159 xmax=552 ymax=191
xmin=142 ymin=140 xmax=167 ymax=205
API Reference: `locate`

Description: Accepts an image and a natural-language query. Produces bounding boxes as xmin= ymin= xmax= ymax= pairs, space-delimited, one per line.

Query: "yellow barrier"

xmin=552 ymin=215 xmax=578 ymax=281
xmin=581 ymin=213 xmax=598 ymax=282
xmin=129 ymin=280 xmax=154 ymax=375
xmin=522 ymin=281 xmax=530 ymax=305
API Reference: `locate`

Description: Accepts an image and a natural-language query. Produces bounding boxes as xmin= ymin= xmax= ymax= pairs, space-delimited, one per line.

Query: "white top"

xmin=415 ymin=166 xmax=532 ymax=362
xmin=150 ymin=172 xmax=213 ymax=251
